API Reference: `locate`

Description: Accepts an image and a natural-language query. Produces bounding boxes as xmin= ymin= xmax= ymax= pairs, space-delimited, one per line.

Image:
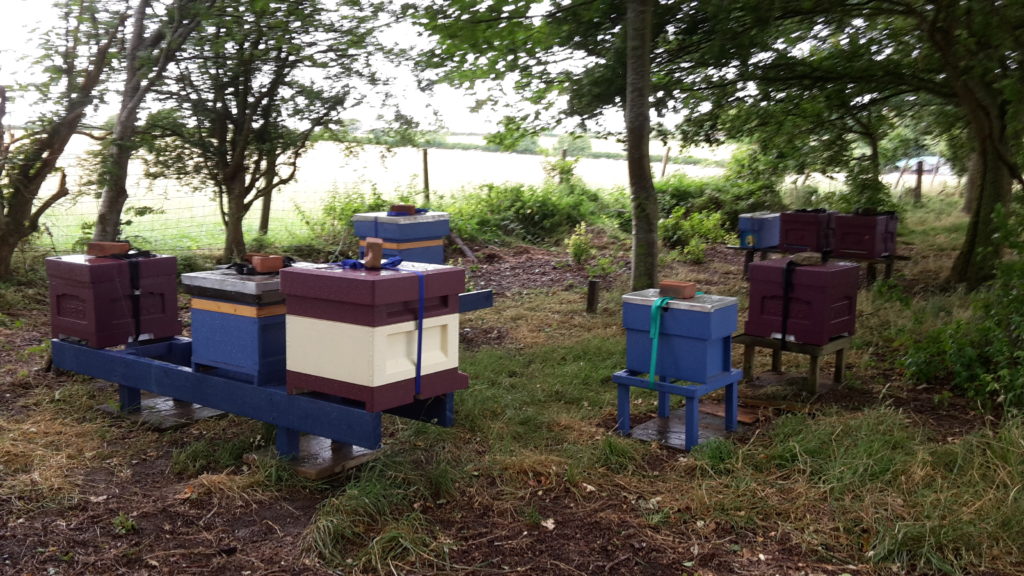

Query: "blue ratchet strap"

xmin=335 ymin=256 xmax=404 ymax=270
xmin=410 ymin=269 xmax=425 ymax=395
xmin=648 ymin=296 xmax=675 ymax=388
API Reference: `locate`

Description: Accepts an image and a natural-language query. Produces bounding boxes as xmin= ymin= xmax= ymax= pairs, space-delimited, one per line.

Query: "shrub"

xmin=655 ymin=173 xmax=785 ymax=227
xmin=659 ymin=209 xmax=731 ymax=250
xmin=289 ymin=185 xmax=395 ymax=261
xmin=904 ymin=259 xmax=1024 ymax=410
xmin=565 ymin=222 xmax=595 ymax=265
xmin=438 ymin=181 xmax=602 ymax=245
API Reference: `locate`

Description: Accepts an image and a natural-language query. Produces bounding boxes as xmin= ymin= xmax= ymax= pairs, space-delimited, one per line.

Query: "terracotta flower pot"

xmin=659 ymin=280 xmax=697 ymax=299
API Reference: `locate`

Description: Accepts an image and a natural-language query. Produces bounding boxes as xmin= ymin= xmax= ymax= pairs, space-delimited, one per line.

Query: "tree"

xmin=414 ymin=0 xmax=661 ymax=289
xmin=141 ymin=0 xmax=384 ymax=261
xmin=91 ymin=0 xmax=212 ymax=242
xmin=625 ymin=0 xmax=657 ymax=289
xmin=0 ymin=1 xmax=126 ymax=279
xmin=656 ymin=0 xmax=1023 ymax=288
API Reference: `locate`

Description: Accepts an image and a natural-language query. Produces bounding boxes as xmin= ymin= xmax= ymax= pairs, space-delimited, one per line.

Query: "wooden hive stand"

xmin=733 ymin=333 xmax=853 ymax=395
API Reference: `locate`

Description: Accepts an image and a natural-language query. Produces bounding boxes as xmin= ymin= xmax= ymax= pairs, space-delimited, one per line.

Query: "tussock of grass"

xmin=170 ymin=436 xmax=258 ymax=477
xmin=0 ymin=414 xmax=106 ymax=511
xmin=303 ymin=455 xmax=446 ymax=572
xmin=489 ymin=452 xmax=569 ymax=488
xmin=180 ymin=471 xmax=268 ymax=505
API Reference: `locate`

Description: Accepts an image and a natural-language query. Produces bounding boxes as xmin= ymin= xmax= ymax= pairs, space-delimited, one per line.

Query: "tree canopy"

xmin=140 ymin=0 xmax=386 ymax=261
xmin=0 ymin=0 xmax=126 ymax=279
xmin=417 ymin=0 xmax=1023 ymax=289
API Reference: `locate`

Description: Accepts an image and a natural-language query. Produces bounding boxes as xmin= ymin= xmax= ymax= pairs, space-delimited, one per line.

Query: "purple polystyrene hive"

xmin=745 ymin=257 xmax=859 ymax=346
xmin=46 ymin=254 xmax=181 ymax=348
xmin=832 ymin=213 xmax=898 ymax=259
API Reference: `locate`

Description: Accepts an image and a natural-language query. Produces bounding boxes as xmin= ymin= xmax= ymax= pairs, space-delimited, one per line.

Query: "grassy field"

xmin=31 ymin=135 xmax=727 ymax=257
xmin=4 ymin=194 xmax=1024 ymax=575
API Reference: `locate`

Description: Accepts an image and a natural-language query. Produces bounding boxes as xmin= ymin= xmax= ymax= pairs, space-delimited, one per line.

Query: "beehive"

xmin=622 ymin=290 xmax=738 ymax=384
xmin=738 ymin=212 xmax=781 ymax=249
xmin=46 ymin=254 xmax=180 ymax=348
xmin=745 ymin=257 xmax=859 ymax=346
xmin=779 ymin=210 xmax=834 ymax=253
xmin=181 ymin=268 xmax=286 ymax=385
xmin=832 ymin=212 xmax=898 ymax=259
xmin=279 ymin=262 xmax=467 ymax=411
xmin=352 ymin=211 xmax=450 ymax=264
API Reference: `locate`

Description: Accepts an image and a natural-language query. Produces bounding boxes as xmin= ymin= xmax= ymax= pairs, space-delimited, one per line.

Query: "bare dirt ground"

xmin=0 ymin=242 xmax=989 ymax=575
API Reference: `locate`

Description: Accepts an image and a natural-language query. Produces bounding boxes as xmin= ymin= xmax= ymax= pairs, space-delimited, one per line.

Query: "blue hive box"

xmin=181 ymin=269 xmax=286 ymax=386
xmin=623 ymin=290 xmax=738 ymax=383
xmin=190 ymin=304 xmax=285 ymax=385
xmin=738 ymin=212 xmax=780 ymax=249
xmin=353 ymin=211 xmax=450 ymax=264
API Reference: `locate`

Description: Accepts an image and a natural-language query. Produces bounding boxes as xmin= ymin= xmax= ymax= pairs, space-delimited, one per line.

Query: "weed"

xmin=520 ymin=505 xmax=543 ymax=526
xmin=565 ymin=222 xmax=595 ymax=265
xmin=111 ymin=513 xmax=137 ymax=535
xmin=593 ymin=435 xmax=644 ymax=474
xmin=587 ymin=256 xmax=618 ymax=278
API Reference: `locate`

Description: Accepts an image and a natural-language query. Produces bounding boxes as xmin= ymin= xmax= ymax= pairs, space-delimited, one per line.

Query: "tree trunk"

xmin=258 ymin=188 xmax=272 ymax=236
xmin=223 ymin=192 xmax=248 ymax=262
xmin=913 ymin=160 xmax=923 ymax=204
xmin=962 ymin=150 xmax=982 ymax=214
xmin=948 ymin=137 xmax=1011 ymax=289
xmin=625 ymin=0 xmax=657 ymax=291
xmin=93 ymin=0 xmax=207 ymax=242
xmin=94 ymin=1 xmax=151 ymax=242
xmin=93 ymin=135 xmax=136 ymax=241
xmin=0 ymin=233 xmax=19 ymax=279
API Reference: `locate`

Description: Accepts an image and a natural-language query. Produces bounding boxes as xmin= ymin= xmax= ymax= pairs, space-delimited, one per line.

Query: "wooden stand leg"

xmin=118 ymin=386 xmax=141 ymax=413
xmin=885 ymin=258 xmax=894 ymax=280
xmin=743 ymin=251 xmax=755 ymax=277
xmin=834 ymin=348 xmax=846 ymax=384
xmin=616 ymin=384 xmax=631 ymax=435
xmin=657 ymin=390 xmax=671 ymax=418
xmin=725 ymin=381 xmax=738 ymax=432
xmin=276 ymin=426 xmax=301 ymax=459
xmin=771 ymin=347 xmax=783 ymax=372
xmin=742 ymin=344 xmax=755 ymax=381
xmin=807 ymin=355 xmax=821 ymax=395
xmin=684 ymin=398 xmax=699 ymax=451
xmin=866 ymin=262 xmax=878 ymax=286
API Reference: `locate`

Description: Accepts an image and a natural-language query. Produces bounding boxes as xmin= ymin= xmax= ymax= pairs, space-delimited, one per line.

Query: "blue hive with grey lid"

xmin=613 ymin=287 xmax=743 ymax=451
xmin=181 ymin=267 xmax=288 ymax=385
xmin=622 ymin=290 xmax=738 ymax=383
xmin=352 ymin=210 xmax=450 ymax=264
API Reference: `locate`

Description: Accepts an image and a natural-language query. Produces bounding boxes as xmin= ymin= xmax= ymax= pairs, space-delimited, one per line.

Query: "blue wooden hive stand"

xmin=50 ymin=259 xmax=494 ymax=474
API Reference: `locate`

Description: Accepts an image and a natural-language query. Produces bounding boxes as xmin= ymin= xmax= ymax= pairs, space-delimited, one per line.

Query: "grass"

xmin=7 ymin=194 xmax=1024 ymax=574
